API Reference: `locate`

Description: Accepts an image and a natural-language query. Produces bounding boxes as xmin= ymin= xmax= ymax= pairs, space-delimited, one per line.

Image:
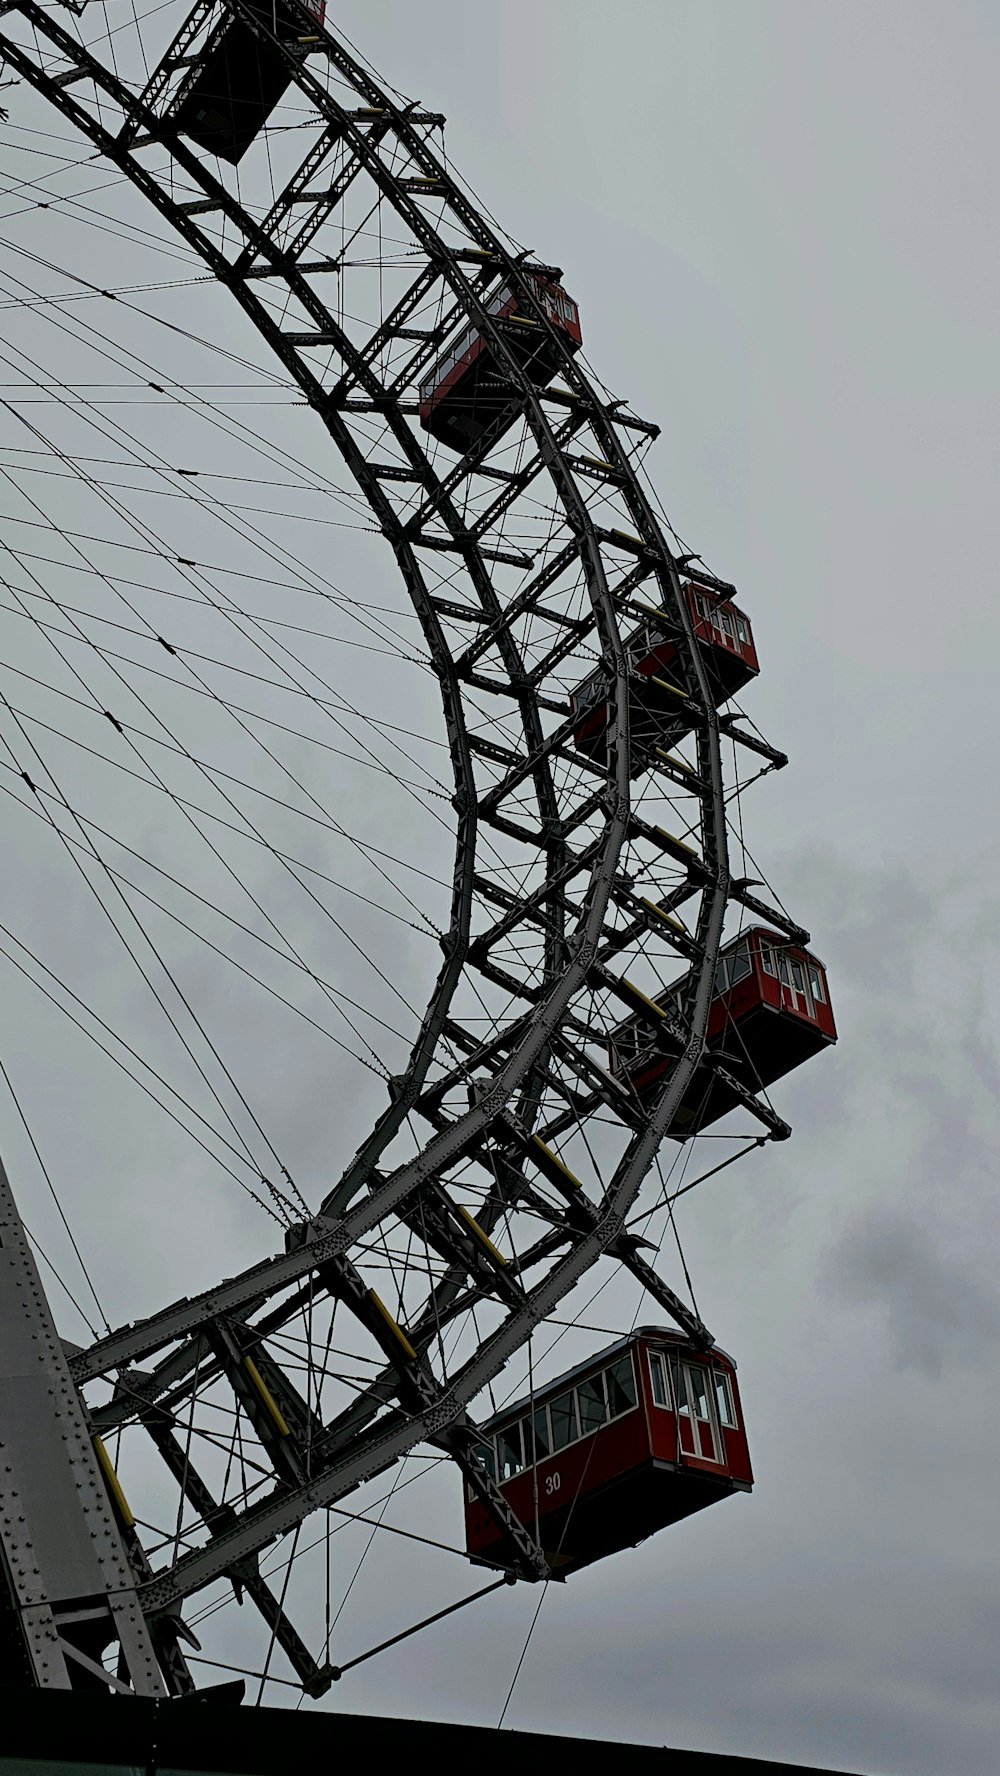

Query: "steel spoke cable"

xmin=20 ymin=1212 xmax=102 ymax=1340
xmin=254 ymin=1522 xmax=302 ymax=1705
xmin=0 ymin=622 xmax=451 ymax=814
xmin=0 ymin=1050 xmax=110 ymax=1331
xmin=0 ymin=679 xmax=435 ymax=943
xmin=62 ymin=841 xmax=414 ymax=1057
xmin=0 ymin=596 xmax=360 ymax=1172
xmin=0 ymin=396 xmax=457 ymax=812
xmin=0 ymin=479 xmax=447 ymax=1042
xmin=0 ymin=312 xmax=436 ymax=676
xmin=0 ymin=923 xmax=287 ymax=1217
xmin=0 ymin=574 xmax=431 ymax=688
xmin=0 ymin=695 xmax=298 ymax=1215
xmin=0 ymin=549 xmax=426 ymax=657
xmin=0 ymin=446 xmax=391 ymax=534
xmin=0 ymin=174 xmax=204 ymax=269
xmin=0 ymin=548 xmax=445 ymax=789
xmin=0 ymin=703 xmax=410 ymax=1075
xmin=0 ymin=735 xmax=448 ymax=916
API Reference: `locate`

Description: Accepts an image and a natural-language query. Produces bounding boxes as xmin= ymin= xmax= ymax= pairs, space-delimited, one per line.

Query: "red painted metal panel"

xmin=464 ymin=1334 xmax=752 ymax=1566
xmin=684 ymin=583 xmax=759 ymax=673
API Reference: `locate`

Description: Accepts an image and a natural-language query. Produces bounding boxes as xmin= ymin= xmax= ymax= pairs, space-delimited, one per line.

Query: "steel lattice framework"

xmin=0 ymin=0 xmax=807 ymax=1700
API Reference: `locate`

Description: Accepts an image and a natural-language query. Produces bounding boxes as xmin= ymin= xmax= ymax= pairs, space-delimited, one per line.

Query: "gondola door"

xmin=777 ymin=950 xmax=814 ymax=1020
xmin=673 ymin=1359 xmax=722 ymax=1462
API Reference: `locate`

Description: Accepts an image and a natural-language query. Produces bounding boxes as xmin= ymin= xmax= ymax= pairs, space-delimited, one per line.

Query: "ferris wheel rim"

xmin=0 ymin=0 xmax=785 ymax=1682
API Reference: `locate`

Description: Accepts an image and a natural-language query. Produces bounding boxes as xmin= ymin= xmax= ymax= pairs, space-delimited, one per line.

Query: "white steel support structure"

xmin=0 ymin=1155 xmax=168 ymax=1693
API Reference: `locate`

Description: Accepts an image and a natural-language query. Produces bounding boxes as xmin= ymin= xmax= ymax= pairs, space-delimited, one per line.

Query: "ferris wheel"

xmin=0 ymin=0 xmax=835 ymax=1705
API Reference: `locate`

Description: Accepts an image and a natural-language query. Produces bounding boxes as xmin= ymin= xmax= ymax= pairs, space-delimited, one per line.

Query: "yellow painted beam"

xmin=639 ymin=897 xmax=688 ymax=935
xmin=367 ymin=1290 xmax=417 ymax=1361
xmin=529 ymin=1135 xmax=583 ymax=1192
xmin=457 ymin=1205 xmax=509 ymax=1267
xmin=244 ymin=1357 xmax=291 ymax=1438
xmin=617 ymin=975 xmax=668 ymax=1018
xmin=92 ymin=1435 xmax=135 ymax=1528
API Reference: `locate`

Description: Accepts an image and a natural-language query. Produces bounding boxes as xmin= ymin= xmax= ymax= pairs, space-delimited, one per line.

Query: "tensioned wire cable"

xmin=0 ymin=296 xmax=433 ymax=669
xmin=0 ymin=699 xmax=303 ymax=1220
xmin=0 ymin=893 xmax=361 ymax=1189
xmin=0 ymin=338 xmax=459 ymax=810
xmin=0 ymin=513 xmax=423 ymax=1079
xmin=0 ymin=471 xmax=424 ymax=624
xmin=0 ymin=1050 xmax=110 ymax=1332
xmin=1 ymin=436 xmax=376 ymax=1200
xmin=0 ymin=532 xmax=443 ymax=781
xmin=0 ymin=397 xmax=539 ymax=1115
xmin=0 ymin=612 xmax=452 ymax=827
xmin=0 ymin=426 xmax=459 ymax=983
xmin=0 ymin=726 xmax=448 ymax=908
xmin=0 ymin=173 xmax=211 ymax=272
xmin=0 ymin=646 xmax=441 ymax=941
xmin=0 ymin=589 xmax=443 ymax=767
xmin=0 ymin=316 xmax=593 ymax=1001
xmin=0 ymin=669 xmax=429 ymax=1079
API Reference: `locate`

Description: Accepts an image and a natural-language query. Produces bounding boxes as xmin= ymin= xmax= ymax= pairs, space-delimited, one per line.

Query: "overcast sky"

xmin=2 ymin=3 xmax=999 ymax=1773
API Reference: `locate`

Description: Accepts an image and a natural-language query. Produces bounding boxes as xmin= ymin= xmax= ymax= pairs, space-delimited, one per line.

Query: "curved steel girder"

xmin=3 ymin=0 xmax=736 ymax=1617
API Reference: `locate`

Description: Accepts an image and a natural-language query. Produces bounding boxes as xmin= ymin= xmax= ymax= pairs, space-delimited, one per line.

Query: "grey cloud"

xmin=826 ymin=1206 xmax=1000 ymax=1377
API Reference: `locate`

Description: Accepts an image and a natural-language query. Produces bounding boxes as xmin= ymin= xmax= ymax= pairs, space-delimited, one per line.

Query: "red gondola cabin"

xmin=571 ymin=583 xmax=759 ymax=768
xmin=419 ymin=274 xmax=582 ymax=452
xmin=609 ymin=928 xmax=836 ymax=1134
xmin=176 ymin=0 xmax=327 ymax=164
xmin=465 ymin=1329 xmax=752 ymax=1574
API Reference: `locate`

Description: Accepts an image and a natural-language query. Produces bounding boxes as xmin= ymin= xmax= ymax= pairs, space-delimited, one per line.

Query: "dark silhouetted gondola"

xmin=419 ymin=274 xmax=582 ymax=451
xmin=175 ymin=0 xmax=326 ymax=164
xmin=465 ymin=1329 xmax=752 ymax=1574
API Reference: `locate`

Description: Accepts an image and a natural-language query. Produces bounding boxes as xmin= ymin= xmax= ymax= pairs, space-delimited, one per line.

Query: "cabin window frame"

xmin=419 ymin=287 xmax=508 ymax=405
xmin=482 ymin=1349 xmax=641 ymax=1485
xmin=496 ymin=1421 xmax=524 ymax=1482
xmin=606 ymin=1353 xmax=638 ymax=1419
xmin=548 ymin=1387 xmax=579 ymax=1453
xmin=672 ymin=1356 xmax=726 ymax=1463
xmin=789 ymin=955 xmax=816 ymax=1018
xmin=648 ymin=1348 xmax=673 ymax=1411
xmin=759 ymin=939 xmax=822 ymax=1019
xmin=686 ymin=1364 xmax=712 ymax=1423
xmin=729 ymin=943 xmax=752 ymax=986
xmin=713 ymin=1369 xmax=737 ymax=1429
xmin=715 ymin=941 xmax=752 ymax=998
